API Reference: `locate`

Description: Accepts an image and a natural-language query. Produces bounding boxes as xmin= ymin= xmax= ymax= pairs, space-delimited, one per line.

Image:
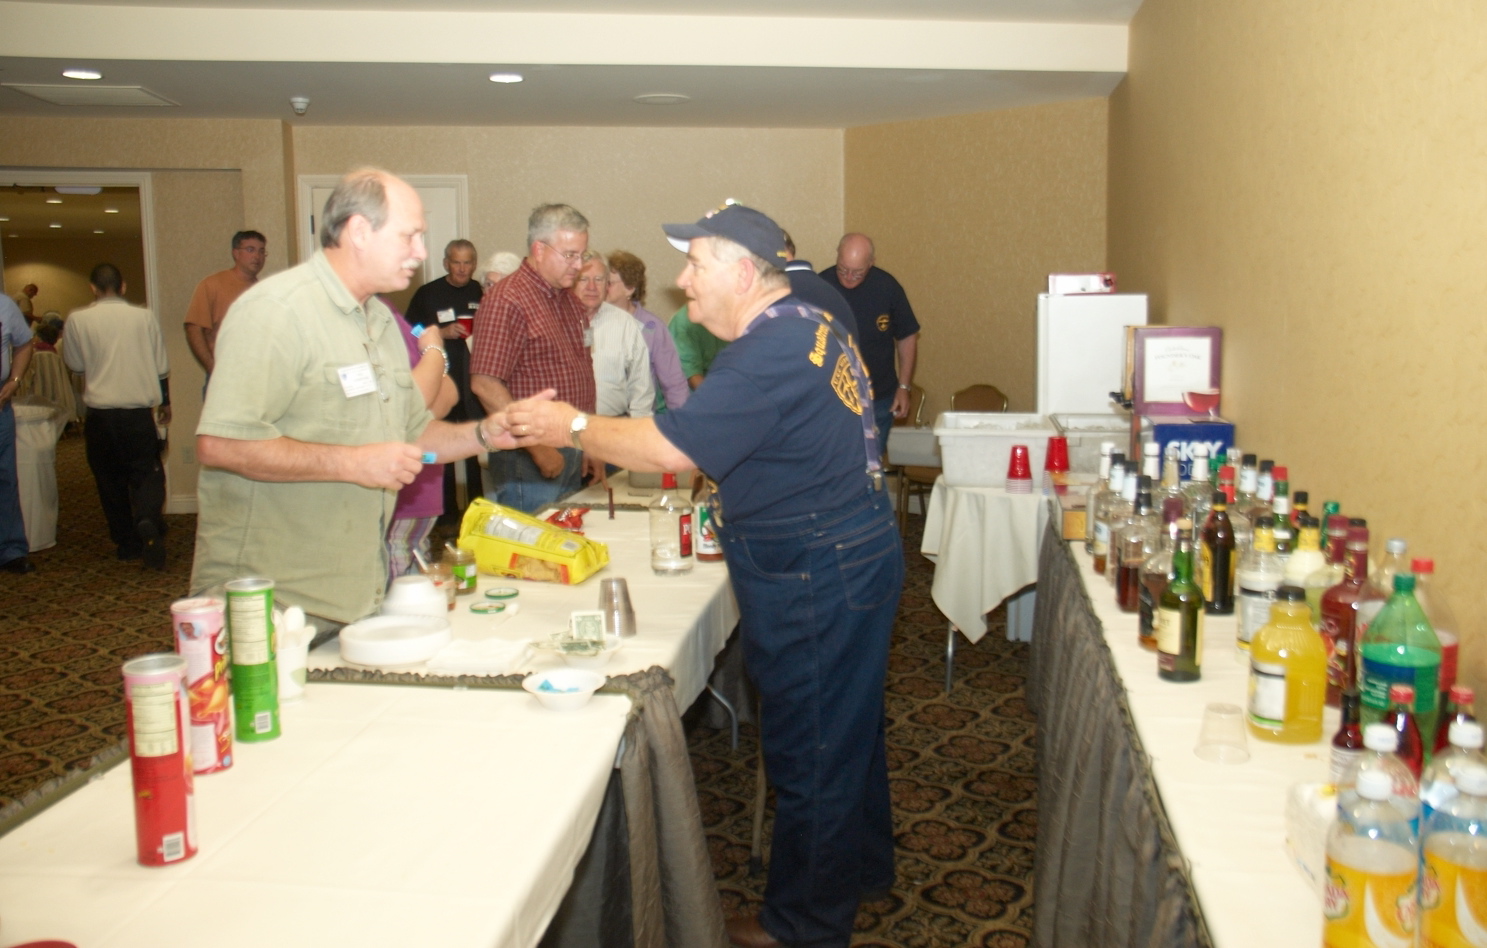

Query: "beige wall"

xmin=1109 ymin=1 xmax=1487 ymax=703
xmin=3 ymin=237 xmax=148 ymax=318
xmin=291 ymin=125 xmax=844 ymax=317
xmin=844 ymin=99 xmax=1109 ymax=418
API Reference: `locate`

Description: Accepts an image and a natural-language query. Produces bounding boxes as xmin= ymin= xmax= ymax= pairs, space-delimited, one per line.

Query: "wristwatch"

xmin=898 ymin=383 xmax=912 ymax=391
xmin=569 ymin=412 xmax=589 ymax=450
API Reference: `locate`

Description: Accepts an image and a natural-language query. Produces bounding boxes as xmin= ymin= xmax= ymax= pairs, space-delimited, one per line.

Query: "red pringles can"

xmin=121 ymin=653 xmax=197 ymax=866
xmin=171 ymin=597 xmax=233 ymax=774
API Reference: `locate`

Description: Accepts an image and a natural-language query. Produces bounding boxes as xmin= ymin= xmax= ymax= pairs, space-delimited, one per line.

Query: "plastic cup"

xmin=598 ymin=577 xmax=637 ymax=639
xmin=1045 ymin=436 xmax=1070 ymax=473
xmin=457 ymin=315 xmax=474 ymax=337
xmin=1194 ymin=702 xmax=1250 ymax=764
xmin=1006 ymin=444 xmax=1033 ymax=480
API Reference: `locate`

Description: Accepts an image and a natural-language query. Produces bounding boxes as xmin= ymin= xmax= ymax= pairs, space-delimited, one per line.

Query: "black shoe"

xmin=117 ymin=545 xmax=143 ymax=561
xmin=138 ymin=519 xmax=166 ymax=571
xmin=1 ymin=555 xmax=35 ymax=575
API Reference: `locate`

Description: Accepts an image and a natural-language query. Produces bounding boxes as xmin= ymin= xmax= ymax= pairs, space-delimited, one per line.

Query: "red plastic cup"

xmin=1045 ymin=436 xmax=1070 ymax=473
xmin=1007 ymin=444 xmax=1033 ymax=480
xmin=457 ymin=315 xmax=475 ymax=337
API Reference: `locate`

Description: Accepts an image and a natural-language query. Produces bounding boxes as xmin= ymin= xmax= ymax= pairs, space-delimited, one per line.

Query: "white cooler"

xmin=932 ymin=412 xmax=1055 ymax=487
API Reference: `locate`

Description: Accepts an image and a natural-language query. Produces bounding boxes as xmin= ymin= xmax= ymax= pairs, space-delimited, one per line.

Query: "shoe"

xmin=117 ymin=545 xmax=143 ymax=561
xmin=0 ymin=555 xmax=35 ymax=575
xmin=138 ymin=519 xmax=165 ymax=571
xmin=725 ymin=914 xmax=785 ymax=948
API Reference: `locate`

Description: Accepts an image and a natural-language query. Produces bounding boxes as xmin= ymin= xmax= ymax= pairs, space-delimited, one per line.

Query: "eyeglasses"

xmin=836 ymin=265 xmax=869 ymax=280
xmin=540 ymin=241 xmax=584 ymax=264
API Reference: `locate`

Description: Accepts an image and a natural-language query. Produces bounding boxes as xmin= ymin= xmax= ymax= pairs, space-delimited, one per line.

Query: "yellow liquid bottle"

xmin=1248 ymin=584 xmax=1328 ymax=743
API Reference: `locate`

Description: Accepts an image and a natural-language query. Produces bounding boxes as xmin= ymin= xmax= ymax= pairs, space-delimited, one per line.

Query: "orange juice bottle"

xmin=1422 ymin=764 xmax=1487 ymax=948
xmin=1248 ymin=585 xmax=1328 ymax=743
xmin=1324 ymin=769 xmax=1419 ymax=948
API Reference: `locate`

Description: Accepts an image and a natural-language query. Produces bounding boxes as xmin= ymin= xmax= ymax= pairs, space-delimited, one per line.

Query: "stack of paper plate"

xmin=339 ymin=615 xmax=452 ymax=667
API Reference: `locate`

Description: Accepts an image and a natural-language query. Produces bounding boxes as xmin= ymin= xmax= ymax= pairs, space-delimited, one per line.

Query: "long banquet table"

xmin=1029 ymin=504 xmax=1325 ymax=947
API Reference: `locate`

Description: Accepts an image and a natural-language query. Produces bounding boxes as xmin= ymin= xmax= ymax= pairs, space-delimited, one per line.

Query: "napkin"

xmin=424 ymin=638 xmax=533 ymax=676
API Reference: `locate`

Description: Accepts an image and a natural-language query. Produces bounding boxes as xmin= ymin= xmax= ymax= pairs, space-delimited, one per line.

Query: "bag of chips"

xmin=457 ymin=498 xmax=609 ymax=585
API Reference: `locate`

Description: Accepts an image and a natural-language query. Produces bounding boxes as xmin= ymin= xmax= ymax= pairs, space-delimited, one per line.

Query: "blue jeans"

xmin=720 ymin=487 xmax=903 ymax=948
xmin=872 ymin=396 xmax=894 ymax=461
xmin=483 ymin=446 xmax=582 ymax=515
xmin=0 ymin=403 xmax=26 ymax=562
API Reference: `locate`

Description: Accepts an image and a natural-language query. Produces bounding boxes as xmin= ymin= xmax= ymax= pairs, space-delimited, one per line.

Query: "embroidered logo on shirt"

xmin=831 ymin=354 xmax=863 ymax=415
xmin=809 ymin=324 xmax=829 ymax=367
xmin=876 ymin=314 xmax=890 ymax=332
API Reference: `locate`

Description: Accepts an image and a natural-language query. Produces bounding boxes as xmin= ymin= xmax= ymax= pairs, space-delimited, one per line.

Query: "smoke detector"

xmin=289 ymin=96 xmax=310 ymax=116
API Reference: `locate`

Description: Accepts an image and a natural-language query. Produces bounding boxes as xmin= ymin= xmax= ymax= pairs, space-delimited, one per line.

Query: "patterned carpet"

xmin=3 ymin=434 xmax=1039 ymax=946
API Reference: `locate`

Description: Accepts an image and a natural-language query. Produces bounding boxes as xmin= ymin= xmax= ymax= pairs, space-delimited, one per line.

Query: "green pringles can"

xmin=225 ymin=578 xmax=280 ymax=742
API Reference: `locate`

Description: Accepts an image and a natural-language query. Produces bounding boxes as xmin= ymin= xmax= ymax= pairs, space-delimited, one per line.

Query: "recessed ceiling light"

xmin=94 ymin=229 xmax=105 ymax=235
xmin=45 ymin=198 xmax=62 ymax=204
xmin=488 ymin=73 xmax=523 ymax=84
xmin=0 ymin=217 xmax=8 ymax=222
xmin=49 ymin=223 xmax=62 ymax=229
xmin=55 ymin=186 xmax=102 ymax=195
xmin=104 ymin=208 xmax=119 ymax=214
xmin=634 ymin=93 xmax=690 ymax=105
xmin=62 ymin=69 xmax=103 ymax=81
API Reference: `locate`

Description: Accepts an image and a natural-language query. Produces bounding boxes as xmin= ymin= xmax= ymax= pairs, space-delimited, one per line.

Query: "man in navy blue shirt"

xmin=819 ymin=234 xmax=919 ymax=456
xmin=505 ymin=203 xmax=903 ymax=948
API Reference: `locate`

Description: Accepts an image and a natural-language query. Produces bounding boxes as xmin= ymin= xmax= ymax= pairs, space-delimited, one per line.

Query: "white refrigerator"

xmin=1036 ymin=293 xmax=1148 ymax=415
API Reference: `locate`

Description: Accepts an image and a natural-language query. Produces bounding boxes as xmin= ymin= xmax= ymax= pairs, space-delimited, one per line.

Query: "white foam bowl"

xmin=522 ymin=668 xmax=606 ymax=711
xmin=561 ymin=635 xmax=622 ymax=670
xmin=381 ymin=575 xmax=448 ymax=618
xmin=340 ymin=615 xmax=451 ymax=667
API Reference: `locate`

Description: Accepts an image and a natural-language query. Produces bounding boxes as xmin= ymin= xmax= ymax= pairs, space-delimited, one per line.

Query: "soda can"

xmin=225 ymin=578 xmax=280 ymax=742
xmin=171 ymin=597 xmax=233 ymax=774
xmin=122 ymin=653 xmax=197 ymax=866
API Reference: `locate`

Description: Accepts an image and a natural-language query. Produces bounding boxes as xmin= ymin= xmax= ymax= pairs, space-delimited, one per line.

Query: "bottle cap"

xmin=1219 ymin=465 xmax=1234 ymax=480
xmin=1392 ymin=573 xmax=1417 ymax=593
xmin=1450 ymin=720 xmax=1485 ymax=750
xmin=1386 ymin=537 xmax=1407 ymax=554
xmin=1346 ymin=525 xmax=1370 ymax=545
xmin=1458 ymin=766 xmax=1487 ymax=797
xmin=661 ymin=472 xmax=678 ymax=488
xmin=1298 ymin=515 xmax=1319 ymax=529
xmin=1449 ymin=684 xmax=1476 ymax=704
xmin=1294 ymin=490 xmax=1309 ymax=506
xmin=1363 ymin=722 xmax=1400 ymax=752
xmin=1210 ymin=491 xmax=1225 ymax=505
xmin=1111 ymin=453 xmax=1126 ymax=466
xmin=1243 ymin=453 xmax=1257 ymax=465
xmin=1356 ymin=769 xmax=1393 ymax=801
xmin=1412 ymin=557 xmax=1435 ymax=574
xmin=1100 ymin=441 xmax=1115 ymax=455
xmin=1277 ymin=585 xmax=1305 ymax=602
xmin=1259 ymin=459 xmax=1273 ymax=473
xmin=1388 ymin=682 xmax=1416 ymax=704
xmin=1273 ymin=466 xmax=1289 ymax=480
xmin=1143 ymin=442 xmax=1160 ymax=456
xmin=1326 ymin=514 xmax=1350 ymax=534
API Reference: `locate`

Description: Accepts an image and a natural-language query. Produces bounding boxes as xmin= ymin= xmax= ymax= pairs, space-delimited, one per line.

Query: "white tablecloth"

xmin=312 ymin=509 xmax=738 ymax=712
xmin=920 ymin=478 xmax=1050 ymax=642
xmin=0 ymin=684 xmax=632 ymax=948
xmin=1068 ymin=540 xmax=1327 ymax=946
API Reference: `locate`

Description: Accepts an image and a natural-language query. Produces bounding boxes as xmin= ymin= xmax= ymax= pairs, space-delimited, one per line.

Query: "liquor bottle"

xmin=1236 ymin=522 xmax=1284 ymax=657
xmin=1099 ymin=469 xmax=1136 ymax=583
xmin=1291 ymin=489 xmax=1310 ymax=529
xmin=1303 ymin=512 xmax=1350 ymax=624
xmin=1246 ymin=459 xmax=1275 ymax=528
xmin=1331 ymin=690 xmax=1366 ymax=784
xmin=1320 ymin=523 xmax=1370 ymax=707
xmin=1139 ymin=505 xmax=1182 ymax=651
xmin=1270 ymin=466 xmax=1294 ymax=555
xmin=1235 ymin=453 xmax=1259 ymax=510
xmin=1436 ymin=685 xmax=1478 ymax=756
xmin=1324 ymin=766 xmax=1418 ymax=948
xmin=1157 ymin=445 xmax=1185 ymax=515
xmin=1198 ymin=491 xmax=1236 ymax=615
xmin=1180 ymin=444 xmax=1212 ymax=514
xmin=1247 ymin=585 xmax=1327 ymax=743
xmin=694 ymin=476 xmax=723 ymax=562
xmin=1421 ymin=762 xmax=1487 ymax=948
xmin=1140 ymin=440 xmax=1161 ymax=482
xmin=1360 ymin=574 xmax=1443 ymax=758
xmin=1090 ymin=458 xmax=1127 ymax=574
xmin=1157 ymin=520 xmax=1203 ymax=682
xmin=1083 ymin=442 xmax=1116 ymax=554
xmin=649 ymin=472 xmax=694 ymax=575
xmin=1414 ymin=557 xmax=1461 ymax=718
xmin=1284 ymin=516 xmax=1327 ymax=594
xmin=1116 ymin=483 xmax=1157 ymax=613
xmin=1355 ymin=536 xmax=1410 ymax=643
xmin=1421 ymin=720 xmax=1486 ymax=824
xmin=1382 ymin=682 xmax=1426 ymax=778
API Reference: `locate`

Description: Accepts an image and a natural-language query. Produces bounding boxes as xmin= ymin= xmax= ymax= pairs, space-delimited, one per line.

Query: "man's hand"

xmin=583 ymin=453 xmax=609 ymax=487
xmin=0 ymin=379 xmax=16 ymax=409
xmin=891 ymin=387 xmax=911 ymax=420
xmin=503 ymin=390 xmax=574 ymax=451
xmin=156 ymin=405 xmax=172 ymax=426
xmin=439 ymin=323 xmax=469 ymax=340
xmin=526 ymin=445 xmax=566 ymax=479
xmin=349 ymin=442 xmax=425 ymax=490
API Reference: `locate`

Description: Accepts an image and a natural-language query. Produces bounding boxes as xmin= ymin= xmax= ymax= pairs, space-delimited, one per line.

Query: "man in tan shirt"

xmin=184 ymin=230 xmax=266 ymax=376
xmin=63 ymin=263 xmax=171 ymax=568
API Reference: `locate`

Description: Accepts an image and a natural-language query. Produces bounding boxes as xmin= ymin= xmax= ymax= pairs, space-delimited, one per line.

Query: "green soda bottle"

xmin=1359 ymin=573 xmax=1442 ymax=762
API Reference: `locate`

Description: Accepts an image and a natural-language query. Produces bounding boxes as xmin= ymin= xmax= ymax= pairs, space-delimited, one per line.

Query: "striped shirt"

xmin=470 ymin=260 xmax=596 ymax=412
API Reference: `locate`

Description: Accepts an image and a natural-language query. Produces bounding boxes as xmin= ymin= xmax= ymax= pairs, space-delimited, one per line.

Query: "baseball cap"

xmin=662 ymin=201 xmax=790 ymax=268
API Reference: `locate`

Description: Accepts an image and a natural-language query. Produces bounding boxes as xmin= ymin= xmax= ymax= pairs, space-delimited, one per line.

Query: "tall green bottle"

xmin=1158 ymin=519 xmax=1204 ymax=682
xmin=1359 ymin=573 xmax=1443 ymax=761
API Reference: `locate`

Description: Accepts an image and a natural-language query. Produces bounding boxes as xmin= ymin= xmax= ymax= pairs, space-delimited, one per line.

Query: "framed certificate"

xmin=1131 ymin=327 xmax=1223 ymax=416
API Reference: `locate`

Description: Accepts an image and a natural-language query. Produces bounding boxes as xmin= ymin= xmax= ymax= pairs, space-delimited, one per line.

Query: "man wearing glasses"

xmin=819 ymin=233 xmax=919 ymax=456
xmin=191 ymin=169 xmax=518 ymax=629
xmin=469 ymin=204 xmax=596 ymax=513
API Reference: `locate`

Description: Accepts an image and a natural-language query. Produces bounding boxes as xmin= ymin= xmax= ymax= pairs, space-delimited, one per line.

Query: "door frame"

xmin=295 ymin=174 xmax=469 ymax=266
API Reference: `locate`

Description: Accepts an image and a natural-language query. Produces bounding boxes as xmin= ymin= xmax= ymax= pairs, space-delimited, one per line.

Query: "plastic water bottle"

xmin=1421 ymin=720 xmax=1487 ymax=825
xmin=1337 ymin=722 xmax=1420 ymax=831
xmin=1324 ymin=768 xmax=1420 ymax=946
xmin=1421 ymin=763 xmax=1487 ymax=945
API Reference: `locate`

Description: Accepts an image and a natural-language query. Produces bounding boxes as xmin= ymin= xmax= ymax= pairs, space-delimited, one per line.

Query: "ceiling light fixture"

xmin=94 ymin=229 xmax=105 ymax=234
xmin=104 ymin=208 xmax=119 ymax=214
xmin=633 ymin=93 xmax=690 ymax=105
xmin=62 ymin=69 xmax=103 ymax=81
xmin=49 ymin=223 xmax=61 ymax=228
xmin=55 ymin=186 xmax=101 ymax=195
xmin=488 ymin=73 xmax=523 ymax=84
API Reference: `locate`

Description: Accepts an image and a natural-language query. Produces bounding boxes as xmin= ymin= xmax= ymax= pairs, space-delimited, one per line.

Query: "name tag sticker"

xmin=467 ymin=302 xmax=480 ymax=311
xmin=338 ymin=362 xmax=378 ymax=398
xmin=436 ymin=308 xmax=457 ymax=324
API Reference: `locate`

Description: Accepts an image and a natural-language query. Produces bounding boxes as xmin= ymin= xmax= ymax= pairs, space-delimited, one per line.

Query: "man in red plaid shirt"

xmin=470 ymin=204 xmax=596 ymax=513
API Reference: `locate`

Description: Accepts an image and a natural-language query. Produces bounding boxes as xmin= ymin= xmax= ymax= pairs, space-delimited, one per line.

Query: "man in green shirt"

xmin=191 ymin=169 xmax=518 ymax=627
xmin=668 ymin=303 xmax=729 ymax=389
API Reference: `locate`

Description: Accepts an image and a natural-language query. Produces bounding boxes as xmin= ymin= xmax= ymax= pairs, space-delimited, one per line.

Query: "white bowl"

xmin=340 ymin=614 xmax=451 ymax=667
xmin=522 ymin=668 xmax=606 ymax=711
xmin=561 ymin=635 xmax=622 ymax=670
xmin=381 ymin=575 xmax=448 ymax=618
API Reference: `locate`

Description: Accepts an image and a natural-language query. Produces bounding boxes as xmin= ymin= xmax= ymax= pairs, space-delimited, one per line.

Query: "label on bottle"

xmin=1323 ymin=843 xmax=1418 ymax=947
xmin=1248 ymin=659 xmax=1287 ymax=728
xmin=1422 ymin=839 xmax=1487 ymax=948
xmin=1198 ymin=546 xmax=1215 ymax=601
xmin=1156 ymin=606 xmax=1203 ymax=672
xmin=1360 ymin=648 xmax=1442 ymax=716
xmin=696 ymin=507 xmax=721 ymax=557
xmin=1237 ymin=586 xmax=1278 ymax=649
xmin=1329 ymin=747 xmax=1362 ymax=785
xmin=1092 ymin=522 xmax=1111 ymax=556
xmin=678 ymin=512 xmax=693 ymax=557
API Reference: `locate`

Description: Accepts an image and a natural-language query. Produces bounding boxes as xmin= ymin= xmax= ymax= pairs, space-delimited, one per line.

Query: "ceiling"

xmin=0 ymin=0 xmax=1140 ymax=128
xmin=0 ymin=186 xmax=142 ymax=241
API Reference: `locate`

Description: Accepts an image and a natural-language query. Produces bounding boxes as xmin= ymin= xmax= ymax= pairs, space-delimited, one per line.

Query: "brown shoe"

xmin=726 ymin=914 xmax=785 ymax=948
